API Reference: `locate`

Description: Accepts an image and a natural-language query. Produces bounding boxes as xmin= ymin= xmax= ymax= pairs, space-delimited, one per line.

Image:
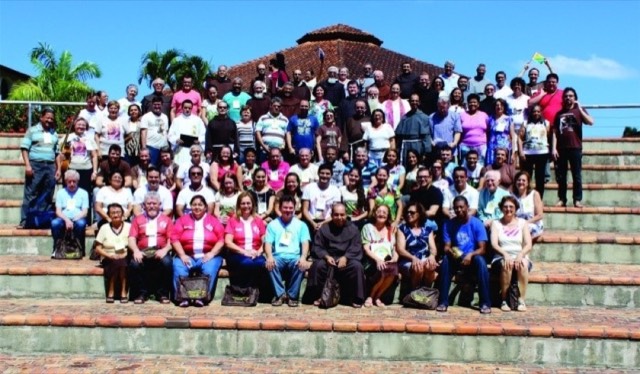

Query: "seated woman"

xmin=396 ymin=202 xmax=439 ymax=289
xmin=382 ymin=148 xmax=405 ymax=192
xmin=511 ymin=171 xmax=544 ymax=244
xmin=490 ymin=195 xmax=533 ymax=312
xmin=95 ymin=171 xmax=133 ymax=228
xmin=171 ymin=195 xmax=225 ymax=307
xmin=275 ymin=172 xmax=303 ymax=219
xmin=249 ymin=167 xmax=276 ymax=223
xmin=209 ymin=145 xmax=243 ymax=192
xmin=51 ymin=170 xmax=89 ymax=257
xmin=128 ymin=191 xmax=174 ymax=304
xmin=224 ymin=192 xmax=267 ymax=289
xmin=367 ymin=167 xmax=403 ymax=227
xmin=361 ymin=204 xmax=399 ymax=307
xmin=340 ymin=168 xmax=369 ymax=230
xmin=94 ymin=204 xmax=131 ymax=303
xmin=214 ymin=172 xmax=241 ymax=226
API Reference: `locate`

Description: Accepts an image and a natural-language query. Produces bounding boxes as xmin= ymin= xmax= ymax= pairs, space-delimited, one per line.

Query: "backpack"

xmin=25 ymin=190 xmax=55 ymax=229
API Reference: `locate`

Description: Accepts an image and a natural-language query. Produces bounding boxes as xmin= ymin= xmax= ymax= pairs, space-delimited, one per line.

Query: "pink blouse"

xmin=260 ymin=160 xmax=290 ymax=191
xmin=460 ymin=110 xmax=489 ymax=147
xmin=225 ymin=216 xmax=266 ymax=251
xmin=129 ymin=214 xmax=173 ymax=249
xmin=171 ymin=213 xmax=224 ymax=257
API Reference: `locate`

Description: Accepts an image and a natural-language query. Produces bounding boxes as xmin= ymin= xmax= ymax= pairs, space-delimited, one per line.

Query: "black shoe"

xmin=271 ymin=296 xmax=285 ymax=306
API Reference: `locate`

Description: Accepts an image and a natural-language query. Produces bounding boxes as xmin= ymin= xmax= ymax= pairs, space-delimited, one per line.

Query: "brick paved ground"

xmin=2 ymin=256 xmax=639 ymax=285
xmin=0 ymin=299 xmax=638 ymax=339
xmin=0 ymin=354 xmax=635 ymax=374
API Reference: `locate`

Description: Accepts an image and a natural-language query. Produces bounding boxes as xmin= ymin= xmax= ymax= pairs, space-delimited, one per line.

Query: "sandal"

xmin=436 ymin=304 xmax=448 ymax=312
xmin=313 ymin=299 xmax=321 ymax=307
xmin=179 ymin=300 xmax=189 ymax=308
xmin=374 ymin=299 xmax=385 ymax=307
xmin=352 ymin=303 xmax=363 ymax=308
xmin=517 ymin=300 xmax=527 ymax=312
xmin=159 ymin=296 xmax=171 ymax=304
xmin=134 ymin=297 xmax=145 ymax=305
xmin=120 ymin=298 xmax=129 ymax=304
xmin=364 ymin=297 xmax=373 ymax=308
xmin=105 ymin=297 xmax=115 ymax=304
xmin=501 ymin=301 xmax=511 ymax=312
xmin=194 ymin=300 xmax=204 ymax=307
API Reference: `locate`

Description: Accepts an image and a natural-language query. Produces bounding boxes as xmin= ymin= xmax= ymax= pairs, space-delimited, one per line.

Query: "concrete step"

xmin=543 ymin=206 xmax=640 ymax=233
xmin=582 ymin=138 xmax=640 ymax=152
xmin=1 ymin=354 xmax=633 ymax=373
xmin=1 ymin=256 xmax=638 ymax=307
xmin=0 ymin=299 xmax=638 ymax=368
xmin=0 ymin=146 xmax=23 ymax=161
xmin=544 ymin=184 xmax=640 ymax=207
xmin=0 ymin=134 xmax=25 ymax=147
xmin=581 ymin=150 xmax=640 ymax=165
xmin=548 ymin=164 xmax=640 ymax=184
xmin=534 ymin=231 xmax=640 ymax=264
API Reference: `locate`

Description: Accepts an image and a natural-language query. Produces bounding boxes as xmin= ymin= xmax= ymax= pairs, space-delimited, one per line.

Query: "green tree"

xmin=138 ymin=48 xmax=182 ymax=89
xmin=138 ymin=49 xmax=212 ymax=91
xmin=8 ymin=43 xmax=101 ymax=102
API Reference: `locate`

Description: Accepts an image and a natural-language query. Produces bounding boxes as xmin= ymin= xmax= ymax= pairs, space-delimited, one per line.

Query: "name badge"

xmin=65 ymin=199 xmax=76 ymax=211
xmin=145 ymin=220 xmax=157 ymax=236
xmin=114 ymin=241 xmax=126 ymax=254
xmin=43 ymin=132 xmax=53 ymax=145
xmin=279 ymin=231 xmax=292 ymax=246
xmin=269 ymin=170 xmax=279 ymax=181
xmin=258 ymin=201 xmax=267 ymax=213
xmin=129 ymin=122 xmax=137 ymax=132
xmin=232 ymin=100 xmax=240 ymax=109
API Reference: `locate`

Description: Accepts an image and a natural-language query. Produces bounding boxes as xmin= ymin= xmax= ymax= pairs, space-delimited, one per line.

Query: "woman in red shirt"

xmin=224 ymin=191 xmax=267 ymax=289
xmin=171 ymin=195 xmax=225 ymax=307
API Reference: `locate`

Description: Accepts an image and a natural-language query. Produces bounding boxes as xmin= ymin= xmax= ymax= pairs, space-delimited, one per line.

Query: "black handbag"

xmin=402 ymin=286 xmax=439 ymax=310
xmin=52 ymin=232 xmax=83 ymax=260
xmin=221 ymin=285 xmax=259 ymax=307
xmin=177 ymin=276 xmax=211 ymax=302
xmin=319 ymin=266 xmax=340 ymax=309
xmin=507 ymin=282 xmax=521 ymax=311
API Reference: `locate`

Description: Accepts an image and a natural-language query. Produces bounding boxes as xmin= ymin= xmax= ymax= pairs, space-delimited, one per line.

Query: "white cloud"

xmin=541 ymin=55 xmax=637 ymax=80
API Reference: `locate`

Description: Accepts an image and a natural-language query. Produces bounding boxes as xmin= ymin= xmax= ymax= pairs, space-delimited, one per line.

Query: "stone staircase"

xmin=0 ymin=134 xmax=639 ymax=369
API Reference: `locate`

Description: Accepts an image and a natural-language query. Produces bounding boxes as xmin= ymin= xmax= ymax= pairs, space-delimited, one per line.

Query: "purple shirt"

xmin=460 ymin=111 xmax=489 ymax=147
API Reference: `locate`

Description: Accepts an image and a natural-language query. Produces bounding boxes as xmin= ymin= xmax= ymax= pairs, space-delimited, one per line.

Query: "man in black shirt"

xmin=394 ymin=61 xmax=419 ymax=99
xmin=410 ymin=167 xmax=444 ymax=226
xmin=141 ymin=78 xmax=172 ymax=118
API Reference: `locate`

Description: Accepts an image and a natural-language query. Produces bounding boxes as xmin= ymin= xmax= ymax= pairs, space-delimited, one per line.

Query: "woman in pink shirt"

xmin=171 ymin=195 xmax=225 ymax=307
xmin=209 ymin=145 xmax=243 ymax=192
xmin=459 ymin=93 xmax=490 ymax=164
xmin=224 ymin=191 xmax=267 ymax=289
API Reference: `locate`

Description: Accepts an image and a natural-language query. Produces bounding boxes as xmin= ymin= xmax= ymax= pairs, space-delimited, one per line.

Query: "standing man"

xmin=255 ymin=97 xmax=289 ymax=163
xmin=286 ymin=100 xmax=319 ymax=158
xmin=395 ymin=93 xmax=433 ymax=164
xmin=212 ymin=65 xmax=233 ymax=98
xmin=359 ymin=63 xmax=375 ymax=96
xmin=439 ymin=61 xmax=460 ymax=95
xmin=222 ymin=78 xmax=251 ymax=122
xmin=494 ymin=71 xmax=513 ymax=100
xmin=141 ymin=78 xmax=172 ymax=118
xmin=264 ymin=195 xmax=312 ymax=307
xmin=338 ymin=80 xmax=363 ymax=151
xmin=170 ymin=74 xmax=202 ymax=122
xmin=319 ymin=66 xmax=345 ymax=107
xmin=345 ymin=99 xmax=370 ymax=159
xmin=468 ymin=64 xmax=491 ymax=100
xmin=167 ymin=100 xmax=206 ymax=165
xmin=291 ymin=69 xmax=311 ymax=101
xmin=140 ymin=96 xmax=170 ymax=166
xmin=372 ymin=70 xmax=390 ymax=103
xmin=416 ymin=72 xmax=438 ymax=115
xmin=302 ymin=164 xmax=341 ymax=232
xmin=429 ymin=98 xmax=462 ymax=155
xmin=247 ymin=80 xmax=271 ymax=123
xmin=250 ymin=63 xmax=268 ymax=95
xmin=205 ymin=101 xmax=239 ymax=159
xmin=19 ymin=108 xmax=60 ymax=229
xmin=394 ymin=61 xmax=420 ymax=99
xmin=279 ymin=82 xmax=301 ymax=119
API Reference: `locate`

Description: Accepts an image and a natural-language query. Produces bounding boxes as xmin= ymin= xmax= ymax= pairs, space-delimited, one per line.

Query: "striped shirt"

xmin=20 ymin=123 xmax=59 ymax=162
xmin=256 ymin=112 xmax=288 ymax=149
xmin=236 ymin=120 xmax=255 ymax=151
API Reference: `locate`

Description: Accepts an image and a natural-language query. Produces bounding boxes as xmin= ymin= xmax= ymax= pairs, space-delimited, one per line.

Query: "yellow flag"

xmin=532 ymin=52 xmax=545 ymax=64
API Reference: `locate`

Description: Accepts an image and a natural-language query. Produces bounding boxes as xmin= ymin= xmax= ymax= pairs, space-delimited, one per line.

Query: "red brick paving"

xmin=0 ymin=354 xmax=634 ymax=373
xmin=0 ymin=299 xmax=638 ymax=340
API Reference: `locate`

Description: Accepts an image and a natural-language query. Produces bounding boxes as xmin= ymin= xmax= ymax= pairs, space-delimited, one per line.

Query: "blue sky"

xmin=1 ymin=0 xmax=639 ymax=137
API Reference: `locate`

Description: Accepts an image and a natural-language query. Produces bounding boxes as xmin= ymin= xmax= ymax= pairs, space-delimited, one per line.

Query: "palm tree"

xmin=138 ymin=48 xmax=182 ymax=89
xmin=174 ymin=54 xmax=212 ymax=90
xmin=9 ymin=43 xmax=101 ymax=102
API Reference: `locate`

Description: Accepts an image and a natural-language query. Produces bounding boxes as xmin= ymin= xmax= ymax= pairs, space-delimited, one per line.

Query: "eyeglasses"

xmin=407 ymin=211 xmax=418 ymax=215
xmin=417 ymin=175 xmax=430 ymax=179
xmin=190 ymin=172 xmax=202 ymax=176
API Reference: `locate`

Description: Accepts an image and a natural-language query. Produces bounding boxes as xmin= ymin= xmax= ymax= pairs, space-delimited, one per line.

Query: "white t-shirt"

xmin=177 ymin=161 xmax=211 ymax=189
xmin=363 ymin=124 xmax=395 ymax=151
xmin=66 ymin=133 xmax=97 ymax=170
xmin=133 ymin=185 xmax=174 ymax=211
xmin=95 ymin=116 xmax=126 ymax=156
xmin=176 ymin=184 xmax=216 ymax=213
xmin=494 ymin=86 xmax=513 ymax=100
xmin=444 ymin=184 xmax=479 ymax=210
xmin=302 ymin=183 xmax=341 ymax=220
xmin=117 ymin=98 xmax=141 ymax=118
xmin=140 ymin=111 xmax=170 ymax=149
xmin=440 ymin=73 xmax=460 ymax=95
xmin=96 ymin=186 xmax=134 ymax=215
xmin=506 ymin=94 xmax=531 ymax=132
xmin=78 ymin=109 xmax=103 ymax=138
xmin=289 ymin=163 xmax=319 ymax=186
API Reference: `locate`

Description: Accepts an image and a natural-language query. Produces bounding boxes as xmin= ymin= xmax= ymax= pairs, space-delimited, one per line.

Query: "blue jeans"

xmin=50 ymin=217 xmax=87 ymax=255
xmin=269 ymin=256 xmax=304 ymax=300
xmin=438 ymin=254 xmax=491 ymax=308
xmin=226 ymin=253 xmax=267 ymax=288
xmin=148 ymin=146 xmax=161 ymax=167
xmin=555 ymin=148 xmax=582 ymax=203
xmin=20 ymin=161 xmax=56 ymax=225
xmin=172 ymin=255 xmax=223 ymax=301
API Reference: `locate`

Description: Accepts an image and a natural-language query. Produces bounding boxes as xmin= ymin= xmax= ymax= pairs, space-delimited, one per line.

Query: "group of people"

xmin=18 ymin=56 xmax=591 ymax=311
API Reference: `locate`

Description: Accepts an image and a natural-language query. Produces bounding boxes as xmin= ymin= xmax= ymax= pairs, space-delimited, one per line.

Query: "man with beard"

xmin=247 ymin=80 xmax=271 ymax=123
xmin=212 ymin=65 xmax=233 ymax=98
xmin=286 ymin=100 xmax=318 ymax=158
xmin=141 ymin=78 xmax=172 ymax=118
xmin=131 ymin=148 xmax=152 ymax=189
xmin=394 ymin=61 xmax=420 ymax=99
xmin=318 ymin=66 xmax=345 ymax=107
xmin=205 ymin=101 xmax=239 ymax=160
xmin=321 ymin=146 xmax=346 ymax=188
xmin=468 ymin=64 xmax=491 ymax=101
xmin=291 ymin=69 xmax=311 ymax=101
xmin=279 ymin=82 xmax=301 ymax=119
xmin=458 ymin=76 xmax=470 ymax=103
xmin=338 ymin=80 xmax=363 ymax=151
xmin=439 ymin=61 xmax=460 ymax=96
xmin=416 ymin=72 xmax=438 ymax=115
xmin=373 ymin=70 xmax=390 ymax=103
xmin=395 ymin=94 xmax=432 ymax=164
xmin=345 ymin=99 xmax=370 ymax=159
xmin=255 ymin=98 xmax=289 ymax=162
xmin=222 ymin=78 xmax=251 ymax=122
xmin=518 ymin=58 xmax=554 ymax=97
xmin=358 ymin=63 xmax=375 ymax=96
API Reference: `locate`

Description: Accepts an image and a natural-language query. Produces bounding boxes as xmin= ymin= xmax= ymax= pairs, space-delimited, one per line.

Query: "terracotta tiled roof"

xmin=229 ymin=24 xmax=445 ymax=88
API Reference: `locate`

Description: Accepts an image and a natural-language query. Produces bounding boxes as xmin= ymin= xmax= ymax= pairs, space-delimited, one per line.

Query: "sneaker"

xmin=517 ymin=300 xmax=527 ymax=312
xmin=574 ymin=201 xmax=584 ymax=208
xmin=194 ymin=300 xmax=204 ymax=307
xmin=501 ymin=301 xmax=511 ymax=312
xmin=480 ymin=305 xmax=492 ymax=314
xmin=554 ymin=200 xmax=566 ymax=207
xmin=179 ymin=300 xmax=189 ymax=308
xmin=287 ymin=299 xmax=299 ymax=307
xmin=271 ymin=296 xmax=284 ymax=307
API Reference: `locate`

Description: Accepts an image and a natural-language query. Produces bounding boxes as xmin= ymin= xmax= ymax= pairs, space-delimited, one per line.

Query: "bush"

xmin=622 ymin=127 xmax=640 ymax=138
xmin=0 ymin=104 xmax=81 ymax=133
